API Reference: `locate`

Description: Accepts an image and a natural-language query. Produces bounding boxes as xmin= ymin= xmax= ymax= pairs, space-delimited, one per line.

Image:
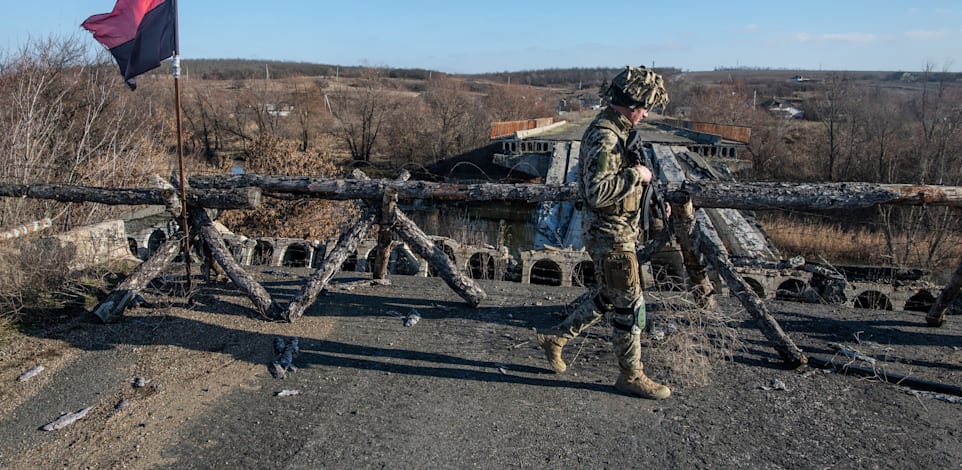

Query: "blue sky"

xmin=2 ymin=1 xmax=959 ymax=73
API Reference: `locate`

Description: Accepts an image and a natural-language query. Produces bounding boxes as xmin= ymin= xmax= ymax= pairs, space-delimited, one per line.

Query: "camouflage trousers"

xmin=551 ymin=233 xmax=645 ymax=372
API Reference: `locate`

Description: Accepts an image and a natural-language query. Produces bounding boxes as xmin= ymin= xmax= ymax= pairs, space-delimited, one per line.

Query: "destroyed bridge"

xmin=3 ymin=115 xmax=962 ymax=368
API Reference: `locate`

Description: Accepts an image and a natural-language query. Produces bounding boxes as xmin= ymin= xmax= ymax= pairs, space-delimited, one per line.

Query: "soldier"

xmin=537 ymin=66 xmax=671 ymax=400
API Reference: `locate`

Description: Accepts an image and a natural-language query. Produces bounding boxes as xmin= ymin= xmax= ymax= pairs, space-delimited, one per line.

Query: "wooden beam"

xmin=392 ymin=207 xmax=487 ymax=307
xmin=669 ymin=181 xmax=962 ymax=210
xmin=0 ymin=183 xmax=261 ymax=210
xmin=373 ymin=188 xmax=397 ymax=280
xmin=188 ymin=174 xmax=578 ymax=203
xmin=694 ymin=210 xmax=807 ymax=367
xmin=9 ymin=177 xmax=962 ymax=211
xmin=284 ymin=208 xmax=378 ymax=321
xmin=926 ymin=257 xmax=962 ymax=327
xmin=92 ymin=237 xmax=182 ymax=323
xmin=190 ymin=207 xmax=281 ymax=319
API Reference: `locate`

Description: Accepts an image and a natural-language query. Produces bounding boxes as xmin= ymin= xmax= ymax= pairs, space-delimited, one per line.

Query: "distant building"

xmin=266 ymin=103 xmax=293 ymax=117
xmin=761 ymin=97 xmax=804 ymax=119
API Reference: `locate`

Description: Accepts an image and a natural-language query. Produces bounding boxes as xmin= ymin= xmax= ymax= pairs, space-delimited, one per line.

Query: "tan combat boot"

xmin=536 ymin=333 xmax=569 ymax=374
xmin=615 ymin=367 xmax=671 ymax=400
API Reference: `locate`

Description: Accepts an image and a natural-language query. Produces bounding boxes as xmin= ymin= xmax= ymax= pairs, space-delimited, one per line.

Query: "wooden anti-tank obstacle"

xmin=5 ymin=165 xmax=962 ymax=366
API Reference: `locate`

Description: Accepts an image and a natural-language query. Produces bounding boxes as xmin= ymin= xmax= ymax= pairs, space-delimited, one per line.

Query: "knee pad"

xmin=612 ymin=306 xmax=645 ymax=334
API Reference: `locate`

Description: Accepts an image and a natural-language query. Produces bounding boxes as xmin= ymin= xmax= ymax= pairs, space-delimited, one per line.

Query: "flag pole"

xmin=171 ymin=0 xmax=192 ymax=294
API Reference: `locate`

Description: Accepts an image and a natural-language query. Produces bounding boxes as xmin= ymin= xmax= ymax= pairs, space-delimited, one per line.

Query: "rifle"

xmin=626 ymin=130 xmax=673 ymax=263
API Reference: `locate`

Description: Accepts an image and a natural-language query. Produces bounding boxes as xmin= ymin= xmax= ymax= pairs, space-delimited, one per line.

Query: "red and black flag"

xmin=82 ymin=0 xmax=176 ymax=90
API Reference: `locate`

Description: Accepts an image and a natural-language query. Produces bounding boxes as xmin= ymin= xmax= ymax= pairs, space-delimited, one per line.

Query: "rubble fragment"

xmin=17 ymin=365 xmax=44 ymax=382
xmin=41 ymin=406 xmax=93 ymax=431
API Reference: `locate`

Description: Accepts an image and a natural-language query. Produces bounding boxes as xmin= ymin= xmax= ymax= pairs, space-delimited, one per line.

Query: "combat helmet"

xmin=605 ymin=66 xmax=669 ymax=110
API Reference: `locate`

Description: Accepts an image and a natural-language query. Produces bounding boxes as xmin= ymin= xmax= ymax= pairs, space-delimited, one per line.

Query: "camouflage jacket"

xmin=578 ymin=106 xmax=647 ymax=243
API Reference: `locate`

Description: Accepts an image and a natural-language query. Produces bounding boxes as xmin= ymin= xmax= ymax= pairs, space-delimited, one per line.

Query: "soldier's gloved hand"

xmin=634 ymin=164 xmax=652 ymax=184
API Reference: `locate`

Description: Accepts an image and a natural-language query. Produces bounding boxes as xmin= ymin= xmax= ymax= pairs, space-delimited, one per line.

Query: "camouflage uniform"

xmin=538 ymin=66 xmax=670 ymax=399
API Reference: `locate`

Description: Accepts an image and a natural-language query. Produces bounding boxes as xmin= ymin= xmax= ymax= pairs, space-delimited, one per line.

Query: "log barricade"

xmin=6 ymin=173 xmax=962 ymax=351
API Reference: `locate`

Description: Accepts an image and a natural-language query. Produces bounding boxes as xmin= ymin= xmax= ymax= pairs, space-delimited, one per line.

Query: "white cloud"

xmin=742 ymin=24 xmax=760 ymax=32
xmin=904 ymin=30 xmax=949 ymax=39
xmin=795 ymin=32 xmax=878 ymax=43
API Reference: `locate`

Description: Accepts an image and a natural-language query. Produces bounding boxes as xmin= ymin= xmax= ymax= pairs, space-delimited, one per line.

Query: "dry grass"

xmin=760 ymin=214 xmax=889 ymax=265
xmin=758 ymin=213 xmax=962 ymax=279
xmin=0 ymin=239 xmax=120 ymax=323
xmin=645 ymin=292 xmax=743 ymax=387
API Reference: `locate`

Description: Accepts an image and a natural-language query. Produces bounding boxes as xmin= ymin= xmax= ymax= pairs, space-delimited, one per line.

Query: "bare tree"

xmin=809 ymin=73 xmax=859 ymax=180
xmin=383 ymin=95 xmax=431 ymax=165
xmin=482 ymin=83 xmax=553 ymax=122
xmin=288 ymin=78 xmax=327 ymax=151
xmin=326 ymin=69 xmax=398 ymax=163
xmin=856 ymin=86 xmax=908 ymax=183
xmin=877 ymin=62 xmax=962 ymax=268
xmin=0 ymin=36 xmax=169 ymax=229
xmin=423 ymin=77 xmax=487 ymax=160
xmin=182 ymin=81 xmax=226 ymax=162
xmin=688 ymin=81 xmax=753 ymax=125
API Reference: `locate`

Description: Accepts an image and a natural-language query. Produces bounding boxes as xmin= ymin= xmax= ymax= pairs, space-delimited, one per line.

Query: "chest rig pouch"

xmin=593 ymin=120 xmax=643 ymax=215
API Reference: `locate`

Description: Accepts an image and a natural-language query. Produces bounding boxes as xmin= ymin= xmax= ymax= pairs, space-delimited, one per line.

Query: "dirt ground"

xmin=0 ymin=269 xmax=960 ymax=469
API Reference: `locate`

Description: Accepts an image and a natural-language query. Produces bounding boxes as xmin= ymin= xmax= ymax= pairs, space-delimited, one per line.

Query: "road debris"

xmin=760 ymin=378 xmax=790 ymax=391
xmin=41 ymin=406 xmax=93 ymax=431
xmin=904 ymin=388 xmax=962 ymax=404
xmin=132 ymin=377 xmax=149 ymax=388
xmin=403 ymin=309 xmax=421 ymax=327
xmin=269 ymin=337 xmax=300 ymax=379
xmin=275 ymin=389 xmax=300 ymax=397
xmin=17 ymin=365 xmax=44 ymax=382
xmin=333 ymin=279 xmax=391 ymax=291
xmin=830 ymin=343 xmax=878 ymax=366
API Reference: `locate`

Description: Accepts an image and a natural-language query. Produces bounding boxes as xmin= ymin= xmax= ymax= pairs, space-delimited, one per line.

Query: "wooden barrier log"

xmin=6 ymin=179 xmax=962 ymax=211
xmin=926 ymin=257 xmax=962 ymax=327
xmin=694 ymin=210 xmax=807 ymax=367
xmin=188 ymin=175 xmax=578 ymax=203
xmin=373 ymin=188 xmax=397 ymax=280
xmin=351 ymin=169 xmax=409 ymax=281
xmin=185 ymin=187 xmax=261 ymax=210
xmin=189 ymin=207 xmax=281 ymax=319
xmin=668 ymin=181 xmax=962 ymax=210
xmin=0 ymin=183 xmax=261 ymax=210
xmin=189 ymin=174 xmax=962 ymax=210
xmin=92 ymin=237 xmax=182 ymax=323
xmin=392 ymin=207 xmax=487 ymax=307
xmin=148 ymin=174 xmax=182 ymax=216
xmin=285 ymin=208 xmax=377 ymax=321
